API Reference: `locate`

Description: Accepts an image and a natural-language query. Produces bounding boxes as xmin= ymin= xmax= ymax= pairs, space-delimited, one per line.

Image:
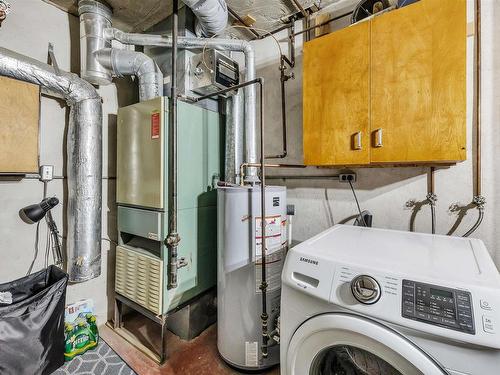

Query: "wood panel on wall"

xmin=370 ymin=0 xmax=466 ymax=163
xmin=303 ymin=21 xmax=371 ymax=166
xmin=0 ymin=76 xmax=40 ymax=173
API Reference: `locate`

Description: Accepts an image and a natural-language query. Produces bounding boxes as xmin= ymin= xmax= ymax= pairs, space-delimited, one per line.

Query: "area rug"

xmin=53 ymin=340 xmax=136 ymax=375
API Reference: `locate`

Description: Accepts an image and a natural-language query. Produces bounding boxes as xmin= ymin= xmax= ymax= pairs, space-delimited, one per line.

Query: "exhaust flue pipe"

xmin=78 ymin=0 xmax=163 ymax=101
xmin=0 ymin=47 xmax=103 ymax=282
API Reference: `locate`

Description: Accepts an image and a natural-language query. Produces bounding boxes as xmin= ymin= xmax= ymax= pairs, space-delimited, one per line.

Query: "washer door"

xmin=286 ymin=313 xmax=448 ymax=375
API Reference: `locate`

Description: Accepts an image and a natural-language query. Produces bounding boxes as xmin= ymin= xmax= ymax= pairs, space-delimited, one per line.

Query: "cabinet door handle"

xmin=353 ymin=131 xmax=362 ymax=150
xmin=374 ymin=128 xmax=383 ymax=148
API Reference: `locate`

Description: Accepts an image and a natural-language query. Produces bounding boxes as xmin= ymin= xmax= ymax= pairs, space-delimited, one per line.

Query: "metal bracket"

xmin=177 ymin=257 xmax=188 ymax=269
xmin=48 ymin=43 xmax=61 ymax=76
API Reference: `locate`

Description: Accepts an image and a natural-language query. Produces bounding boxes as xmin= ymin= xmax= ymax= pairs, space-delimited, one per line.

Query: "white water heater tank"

xmin=217 ymin=185 xmax=287 ymax=370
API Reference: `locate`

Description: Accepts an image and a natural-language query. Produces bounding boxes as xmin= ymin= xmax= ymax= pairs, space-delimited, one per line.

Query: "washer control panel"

xmin=402 ymin=279 xmax=475 ymax=334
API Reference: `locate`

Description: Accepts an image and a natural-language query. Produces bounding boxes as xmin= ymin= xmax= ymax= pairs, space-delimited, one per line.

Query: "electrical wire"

xmin=44 ymin=219 xmax=51 ymax=268
xmin=348 ymin=180 xmax=367 ymax=227
xmin=26 ymin=222 xmax=41 ymax=275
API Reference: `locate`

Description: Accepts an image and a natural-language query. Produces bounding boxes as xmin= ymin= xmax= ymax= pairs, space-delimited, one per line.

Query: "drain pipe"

xmin=78 ymin=0 xmax=163 ymax=101
xmin=0 ymin=47 xmax=103 ymax=282
xmin=103 ymin=30 xmax=259 ymax=182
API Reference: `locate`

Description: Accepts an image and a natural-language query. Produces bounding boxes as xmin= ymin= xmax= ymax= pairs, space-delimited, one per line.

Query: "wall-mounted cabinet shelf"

xmin=303 ymin=0 xmax=466 ymax=167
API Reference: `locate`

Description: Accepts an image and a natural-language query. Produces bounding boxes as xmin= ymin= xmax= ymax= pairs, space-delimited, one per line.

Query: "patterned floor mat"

xmin=53 ymin=340 xmax=136 ymax=375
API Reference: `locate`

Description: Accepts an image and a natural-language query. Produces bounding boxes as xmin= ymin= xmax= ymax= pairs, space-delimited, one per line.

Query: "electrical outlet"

xmin=39 ymin=165 xmax=54 ymax=181
xmin=339 ymin=172 xmax=357 ymax=183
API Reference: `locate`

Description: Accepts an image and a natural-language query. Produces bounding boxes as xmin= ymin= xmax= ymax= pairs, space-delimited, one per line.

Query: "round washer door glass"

xmin=310 ymin=345 xmax=402 ymax=375
xmin=286 ymin=314 xmax=447 ymax=375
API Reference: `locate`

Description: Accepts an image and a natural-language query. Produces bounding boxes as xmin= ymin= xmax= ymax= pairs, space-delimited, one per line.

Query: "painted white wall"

xmin=0 ymin=0 xmax=134 ymax=322
xmin=250 ymin=0 xmax=500 ymax=267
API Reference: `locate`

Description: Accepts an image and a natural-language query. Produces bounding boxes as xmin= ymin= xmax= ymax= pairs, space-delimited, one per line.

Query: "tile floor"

xmin=100 ymin=320 xmax=280 ymax=375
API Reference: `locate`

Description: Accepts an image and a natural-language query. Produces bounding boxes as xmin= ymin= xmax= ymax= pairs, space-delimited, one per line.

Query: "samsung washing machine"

xmin=280 ymin=225 xmax=500 ymax=375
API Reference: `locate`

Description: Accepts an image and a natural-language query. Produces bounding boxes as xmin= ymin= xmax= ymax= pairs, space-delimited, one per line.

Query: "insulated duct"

xmin=103 ymin=30 xmax=259 ymax=181
xmin=78 ymin=0 xmax=163 ymax=101
xmin=182 ymin=0 xmax=228 ymax=37
xmin=0 ymin=47 xmax=103 ymax=282
xmin=95 ymin=48 xmax=163 ymax=101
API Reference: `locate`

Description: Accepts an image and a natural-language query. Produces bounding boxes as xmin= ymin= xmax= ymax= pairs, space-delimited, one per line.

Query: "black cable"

xmin=348 ymin=180 xmax=367 ymax=227
xmin=26 ymin=222 xmax=41 ymax=275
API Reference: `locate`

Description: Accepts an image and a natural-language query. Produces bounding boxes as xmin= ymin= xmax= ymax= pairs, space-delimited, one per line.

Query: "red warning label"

xmin=151 ymin=112 xmax=160 ymax=139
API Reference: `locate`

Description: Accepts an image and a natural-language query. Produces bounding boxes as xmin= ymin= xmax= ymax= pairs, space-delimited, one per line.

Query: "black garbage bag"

xmin=0 ymin=266 xmax=68 ymax=375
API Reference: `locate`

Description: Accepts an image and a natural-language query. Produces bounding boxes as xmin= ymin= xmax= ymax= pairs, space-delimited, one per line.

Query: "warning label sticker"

xmin=245 ymin=341 xmax=258 ymax=367
xmin=255 ymin=215 xmax=282 ymax=257
xmin=151 ymin=111 xmax=160 ymax=139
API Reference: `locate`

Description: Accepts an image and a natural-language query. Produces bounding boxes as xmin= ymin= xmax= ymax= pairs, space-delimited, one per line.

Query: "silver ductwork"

xmin=102 ymin=30 xmax=259 ymax=181
xmin=0 ymin=47 xmax=103 ymax=282
xmin=225 ymin=91 xmax=244 ymax=184
xmin=78 ymin=0 xmax=163 ymax=101
xmin=182 ymin=0 xmax=228 ymax=37
xmin=79 ymin=0 xmax=112 ymax=85
xmin=95 ymin=48 xmax=163 ymax=101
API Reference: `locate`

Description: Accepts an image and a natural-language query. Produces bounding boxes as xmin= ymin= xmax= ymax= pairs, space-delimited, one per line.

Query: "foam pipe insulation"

xmin=0 ymin=47 xmax=103 ymax=282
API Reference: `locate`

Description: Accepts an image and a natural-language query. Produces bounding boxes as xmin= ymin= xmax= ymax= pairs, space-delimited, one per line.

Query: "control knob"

xmin=351 ymin=275 xmax=381 ymax=304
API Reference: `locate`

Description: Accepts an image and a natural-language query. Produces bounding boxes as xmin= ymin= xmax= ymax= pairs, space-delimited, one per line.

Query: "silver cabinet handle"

xmin=374 ymin=128 xmax=383 ymax=148
xmin=354 ymin=131 xmax=362 ymax=150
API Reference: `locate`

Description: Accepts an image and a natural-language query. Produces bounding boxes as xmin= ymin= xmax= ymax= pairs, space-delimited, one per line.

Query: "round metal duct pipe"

xmin=0 ymin=47 xmax=103 ymax=282
xmin=78 ymin=0 xmax=113 ymax=85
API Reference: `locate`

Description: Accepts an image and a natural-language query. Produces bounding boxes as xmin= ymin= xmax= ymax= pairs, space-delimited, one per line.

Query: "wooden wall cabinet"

xmin=0 ymin=76 xmax=40 ymax=173
xmin=303 ymin=0 xmax=466 ymax=166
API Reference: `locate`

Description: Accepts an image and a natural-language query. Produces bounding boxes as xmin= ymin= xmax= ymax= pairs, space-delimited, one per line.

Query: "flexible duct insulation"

xmin=182 ymin=0 xmax=228 ymax=36
xmin=104 ymin=30 xmax=259 ymax=181
xmin=0 ymin=47 xmax=103 ymax=282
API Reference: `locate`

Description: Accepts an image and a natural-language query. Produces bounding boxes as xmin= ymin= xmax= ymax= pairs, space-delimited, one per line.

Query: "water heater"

xmin=217 ymin=185 xmax=287 ymax=370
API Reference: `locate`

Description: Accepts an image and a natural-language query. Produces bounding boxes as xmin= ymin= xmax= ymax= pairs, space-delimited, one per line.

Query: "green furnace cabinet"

xmin=115 ymin=97 xmax=222 ymax=315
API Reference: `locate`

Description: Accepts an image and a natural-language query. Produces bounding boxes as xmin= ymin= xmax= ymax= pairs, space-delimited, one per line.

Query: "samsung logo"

xmin=299 ymin=257 xmax=318 ymax=266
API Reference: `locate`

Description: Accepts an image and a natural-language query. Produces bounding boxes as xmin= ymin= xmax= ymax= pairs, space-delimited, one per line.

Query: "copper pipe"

xmin=474 ymin=0 xmax=482 ymax=196
xmin=239 ymin=163 xmax=307 ymax=185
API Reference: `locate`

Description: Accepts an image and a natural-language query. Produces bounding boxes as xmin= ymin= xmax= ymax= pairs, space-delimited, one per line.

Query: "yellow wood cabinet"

xmin=303 ymin=21 xmax=371 ymax=166
xmin=303 ymin=0 xmax=466 ymax=166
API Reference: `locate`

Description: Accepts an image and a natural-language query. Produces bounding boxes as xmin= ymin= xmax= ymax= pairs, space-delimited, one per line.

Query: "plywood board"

xmin=303 ymin=21 xmax=371 ymax=166
xmin=0 ymin=76 xmax=40 ymax=173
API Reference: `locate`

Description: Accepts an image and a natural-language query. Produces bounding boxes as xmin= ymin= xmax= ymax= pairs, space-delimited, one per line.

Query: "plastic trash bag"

xmin=0 ymin=266 xmax=68 ymax=375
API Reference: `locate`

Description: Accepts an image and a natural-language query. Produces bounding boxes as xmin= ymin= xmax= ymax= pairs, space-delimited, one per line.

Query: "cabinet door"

xmin=371 ymin=0 xmax=466 ymax=164
xmin=303 ymin=21 xmax=370 ymax=166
